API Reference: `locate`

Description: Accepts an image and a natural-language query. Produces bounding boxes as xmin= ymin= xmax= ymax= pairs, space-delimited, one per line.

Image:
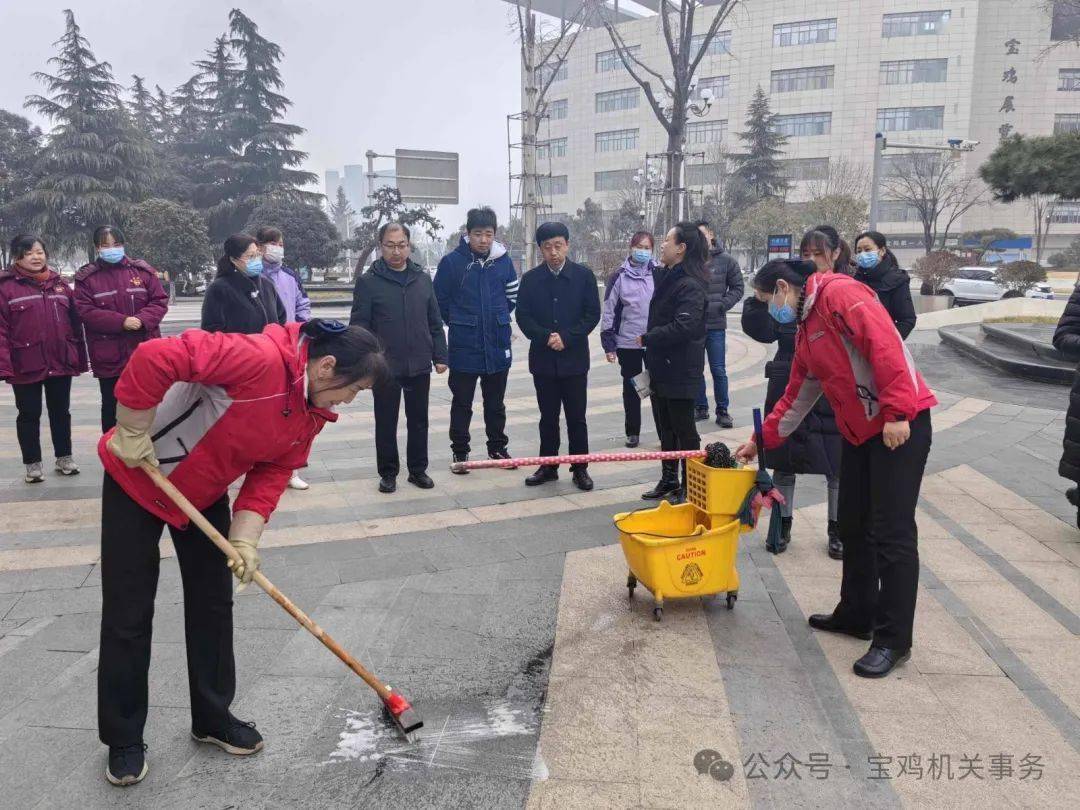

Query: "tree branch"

xmin=601 ymin=20 xmax=673 ymax=130
xmin=689 ymin=1 xmax=738 ymax=77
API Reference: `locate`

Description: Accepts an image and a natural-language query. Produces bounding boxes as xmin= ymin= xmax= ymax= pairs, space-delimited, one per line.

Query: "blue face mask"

xmin=99 ymin=246 xmax=125 ymax=264
xmin=856 ymin=250 xmax=881 ymax=270
xmin=243 ymin=257 xmax=264 ymax=277
xmin=768 ymin=293 xmax=796 ymax=325
xmin=630 ymin=249 xmax=652 ymax=265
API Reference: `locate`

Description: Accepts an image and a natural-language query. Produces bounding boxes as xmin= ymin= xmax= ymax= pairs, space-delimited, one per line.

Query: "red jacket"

xmin=762 ymin=273 xmax=937 ymax=450
xmin=74 ymin=256 xmax=169 ymax=378
xmin=98 ymin=322 xmax=337 ymax=528
xmin=0 ymin=267 xmax=88 ymax=385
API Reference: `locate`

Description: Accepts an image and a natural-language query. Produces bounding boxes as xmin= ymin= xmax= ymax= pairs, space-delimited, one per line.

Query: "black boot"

xmin=642 ymin=475 xmax=680 ymax=500
xmin=777 ymin=516 xmax=792 ymax=552
xmin=525 ymin=465 xmax=559 ymax=486
xmin=827 ymin=520 xmax=842 ymax=560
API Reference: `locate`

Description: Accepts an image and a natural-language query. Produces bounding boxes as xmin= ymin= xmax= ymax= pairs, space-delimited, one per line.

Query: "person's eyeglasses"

xmin=381 ymin=242 xmax=409 ymax=251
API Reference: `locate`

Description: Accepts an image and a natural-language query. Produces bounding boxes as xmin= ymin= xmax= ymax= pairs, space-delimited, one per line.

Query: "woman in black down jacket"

xmin=202 ymin=234 xmax=286 ymax=335
xmin=853 ymin=231 xmax=917 ymax=339
xmin=742 ymin=258 xmax=843 ymax=559
xmin=639 ymin=222 xmax=709 ymax=502
xmin=1053 ymin=285 xmax=1080 ymax=527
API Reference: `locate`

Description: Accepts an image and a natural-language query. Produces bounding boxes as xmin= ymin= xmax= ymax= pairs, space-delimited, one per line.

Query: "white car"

xmin=939 ymin=266 xmax=1054 ymax=307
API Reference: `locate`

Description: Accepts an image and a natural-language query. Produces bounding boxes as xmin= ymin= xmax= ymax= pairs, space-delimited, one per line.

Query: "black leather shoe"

xmin=572 ymin=469 xmax=594 ymax=491
xmin=642 ymin=477 xmax=680 ymax=500
xmin=407 ymin=472 xmax=434 ymax=489
xmin=808 ymin=613 xmax=872 ymax=640
xmin=451 ymin=452 xmax=469 ymax=475
xmin=853 ymin=645 xmax=911 ymax=678
xmin=488 ymin=448 xmax=518 ymax=469
xmin=378 ymin=476 xmax=396 ymax=493
xmin=716 ymin=410 xmax=734 ymax=429
xmin=625 ymin=435 xmax=639 ymax=448
xmin=827 ymin=520 xmax=843 ymax=560
xmin=694 ymin=406 xmax=709 ymax=422
xmin=525 ymin=466 xmax=558 ymax=486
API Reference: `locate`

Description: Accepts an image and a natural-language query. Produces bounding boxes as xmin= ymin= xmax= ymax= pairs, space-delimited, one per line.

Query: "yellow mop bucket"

xmin=614 ymin=500 xmax=742 ymax=621
xmin=684 ymin=459 xmax=757 ymax=528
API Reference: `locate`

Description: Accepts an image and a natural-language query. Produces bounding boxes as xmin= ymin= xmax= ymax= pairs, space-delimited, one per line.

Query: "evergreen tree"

xmin=23 ymin=10 xmax=153 ymax=251
xmin=328 ymin=186 xmax=355 ymax=239
xmin=0 ymin=110 xmax=44 ymax=265
xmin=732 ymin=87 xmax=789 ymax=200
xmin=152 ymin=85 xmax=175 ymax=142
xmin=128 ymin=75 xmax=155 ymax=132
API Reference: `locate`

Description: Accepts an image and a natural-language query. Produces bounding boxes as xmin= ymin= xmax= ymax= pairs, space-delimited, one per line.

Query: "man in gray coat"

xmin=694 ymin=220 xmax=743 ymax=428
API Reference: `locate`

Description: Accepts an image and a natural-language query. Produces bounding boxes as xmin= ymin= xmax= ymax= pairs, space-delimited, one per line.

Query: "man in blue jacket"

xmin=433 ymin=207 xmax=520 ymax=471
xmin=694 ymin=220 xmax=743 ymax=428
xmin=515 ymin=222 xmax=601 ymax=491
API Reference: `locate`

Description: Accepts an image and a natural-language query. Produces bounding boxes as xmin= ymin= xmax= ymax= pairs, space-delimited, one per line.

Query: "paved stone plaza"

xmin=0 ymin=306 xmax=1078 ymax=809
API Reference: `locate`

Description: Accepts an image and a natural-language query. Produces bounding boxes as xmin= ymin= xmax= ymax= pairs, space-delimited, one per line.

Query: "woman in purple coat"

xmin=601 ymin=231 xmax=656 ymax=448
xmin=75 ymin=226 xmax=169 ymax=433
xmin=0 ymin=234 xmax=88 ymax=483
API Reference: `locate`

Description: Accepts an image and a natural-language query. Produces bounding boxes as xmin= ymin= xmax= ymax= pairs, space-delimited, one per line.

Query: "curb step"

xmin=938 ymin=323 xmax=1074 ymax=385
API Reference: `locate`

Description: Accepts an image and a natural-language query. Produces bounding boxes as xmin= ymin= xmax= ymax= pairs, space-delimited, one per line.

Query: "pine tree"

xmin=328 ymin=186 xmax=355 ymax=239
xmin=732 ymin=87 xmax=790 ymax=200
xmin=0 ymin=110 xmax=44 ymax=265
xmin=128 ymin=75 xmax=155 ymax=132
xmin=23 ymin=10 xmax=153 ymax=251
xmin=152 ymin=85 xmax=174 ymax=142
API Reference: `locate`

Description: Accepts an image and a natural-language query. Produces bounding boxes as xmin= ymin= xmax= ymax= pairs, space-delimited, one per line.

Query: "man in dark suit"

xmin=514 ymin=222 xmax=602 ymax=491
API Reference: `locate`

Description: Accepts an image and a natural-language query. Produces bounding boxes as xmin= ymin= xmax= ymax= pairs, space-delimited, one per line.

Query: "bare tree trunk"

xmin=522 ymin=7 xmax=538 ymax=271
xmin=923 ymin=222 xmax=933 ymax=255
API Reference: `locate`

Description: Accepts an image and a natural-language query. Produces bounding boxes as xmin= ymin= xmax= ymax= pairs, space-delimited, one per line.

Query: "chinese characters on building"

xmin=1000 ymin=39 xmax=1022 ymax=141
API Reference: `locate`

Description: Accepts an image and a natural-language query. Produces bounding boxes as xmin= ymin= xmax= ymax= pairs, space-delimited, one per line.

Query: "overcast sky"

xmin=0 ymin=0 xmax=523 ymax=232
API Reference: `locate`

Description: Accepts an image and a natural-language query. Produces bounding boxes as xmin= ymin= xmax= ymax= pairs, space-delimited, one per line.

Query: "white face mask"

xmin=264 ymin=244 xmax=284 ymax=264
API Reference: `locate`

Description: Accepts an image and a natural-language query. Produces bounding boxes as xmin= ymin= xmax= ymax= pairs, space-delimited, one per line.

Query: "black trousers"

xmin=11 ymin=376 xmax=73 ymax=464
xmin=372 ymin=372 xmax=430 ymax=478
xmin=98 ymin=474 xmax=235 ymax=747
xmin=652 ymin=395 xmax=699 ymax=480
xmin=448 ymin=369 xmax=509 ymax=455
xmin=533 ymin=373 xmax=589 ymax=470
xmin=616 ymin=348 xmax=645 ymax=438
xmin=834 ymin=409 xmax=932 ymax=650
xmin=99 ymin=376 xmax=119 ymax=433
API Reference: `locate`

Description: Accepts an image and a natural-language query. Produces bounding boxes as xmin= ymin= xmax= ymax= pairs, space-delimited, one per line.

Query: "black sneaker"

xmin=192 ymin=716 xmax=264 ymax=755
xmin=715 ymin=410 xmax=734 ymax=429
xmin=452 ymin=451 xmax=470 ymax=475
xmin=106 ymin=743 xmax=148 ymax=787
xmin=694 ymin=406 xmax=710 ymax=422
xmin=488 ymin=448 xmax=518 ymax=469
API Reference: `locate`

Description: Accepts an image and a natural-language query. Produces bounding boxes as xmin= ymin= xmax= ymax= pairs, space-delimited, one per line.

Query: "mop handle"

xmin=452 ymin=448 xmax=709 ymax=472
xmin=753 ymin=408 xmax=767 ymax=469
xmin=138 ymin=462 xmax=393 ymax=701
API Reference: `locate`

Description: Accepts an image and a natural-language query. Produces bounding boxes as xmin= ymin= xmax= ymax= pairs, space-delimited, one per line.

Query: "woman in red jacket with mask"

xmin=97 ymin=318 xmax=386 ymax=787
xmin=736 ymin=259 xmax=937 ymax=679
xmin=0 ymin=234 xmax=88 ymax=483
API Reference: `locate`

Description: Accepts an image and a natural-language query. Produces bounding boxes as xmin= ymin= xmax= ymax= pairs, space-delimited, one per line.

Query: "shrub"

xmin=995 ymin=260 xmax=1046 ymax=293
xmin=913 ymin=251 xmax=964 ymax=294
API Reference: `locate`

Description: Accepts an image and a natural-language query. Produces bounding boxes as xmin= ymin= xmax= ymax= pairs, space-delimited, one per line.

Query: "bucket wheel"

xmin=627 ymin=573 xmax=637 ymax=600
xmin=653 ymin=605 xmax=663 ymax=621
xmin=726 ymin=591 xmax=738 ymax=610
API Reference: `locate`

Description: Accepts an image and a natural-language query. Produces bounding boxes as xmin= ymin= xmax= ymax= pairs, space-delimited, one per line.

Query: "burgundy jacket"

xmin=0 ymin=267 xmax=89 ymax=385
xmin=74 ymin=257 xmax=169 ymax=378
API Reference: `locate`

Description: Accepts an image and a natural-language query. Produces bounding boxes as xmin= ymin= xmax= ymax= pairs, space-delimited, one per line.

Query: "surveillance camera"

xmin=946 ymin=138 xmax=980 ymax=150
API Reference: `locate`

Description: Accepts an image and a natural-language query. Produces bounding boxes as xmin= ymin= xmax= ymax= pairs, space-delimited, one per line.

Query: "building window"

xmin=548 ymin=99 xmax=568 ymax=120
xmin=882 ymin=10 xmax=951 ymax=38
xmin=1051 ymin=201 xmax=1080 ymax=223
xmin=595 ymin=128 xmax=638 ymax=152
xmin=773 ymin=112 xmax=832 ymax=137
xmin=596 ymin=88 xmax=639 ymax=113
xmin=536 ymin=137 xmax=567 ymax=161
xmin=689 ymin=30 xmax=733 ymax=56
xmin=535 ymin=61 xmax=567 ymax=85
xmin=685 ymin=120 xmax=728 ymax=145
xmin=693 ymin=75 xmax=729 ymax=101
xmin=1059 ymin=68 xmax=1080 ymax=91
xmin=771 ymin=65 xmax=835 ymax=93
xmin=596 ymin=46 xmax=639 ymax=73
xmin=880 ymin=59 xmax=948 ymax=85
xmin=879 ymin=200 xmax=921 ymax=222
xmin=779 ymin=157 xmax=830 ymax=181
xmin=540 ymin=175 xmax=568 ymax=196
xmin=773 ymin=19 xmax=837 ymax=47
xmin=686 ymin=163 xmax=728 ymax=186
xmin=876 ymin=106 xmax=945 ymax=131
xmin=595 ymin=169 xmax=637 ymax=192
xmin=1056 ymin=113 xmax=1080 ymax=133
xmin=882 ymin=153 xmax=944 ymax=177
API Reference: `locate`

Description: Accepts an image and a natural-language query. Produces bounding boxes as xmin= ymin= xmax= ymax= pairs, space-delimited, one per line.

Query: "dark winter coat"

xmin=0 ymin=267 xmax=88 ymax=385
xmin=432 ymin=236 xmax=519 ymax=375
xmin=704 ymin=247 xmax=744 ymax=331
xmin=1054 ymin=285 xmax=1080 ymax=482
xmin=515 ymin=259 xmax=602 ymax=378
xmin=349 ymin=258 xmax=448 ymax=378
xmin=642 ymin=264 xmax=707 ymax=400
xmin=854 ymin=251 xmax=916 ymax=339
xmin=201 ymin=270 xmax=287 ymax=335
xmin=74 ymin=256 xmax=170 ymax=378
xmin=741 ymin=296 xmax=841 ymax=477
